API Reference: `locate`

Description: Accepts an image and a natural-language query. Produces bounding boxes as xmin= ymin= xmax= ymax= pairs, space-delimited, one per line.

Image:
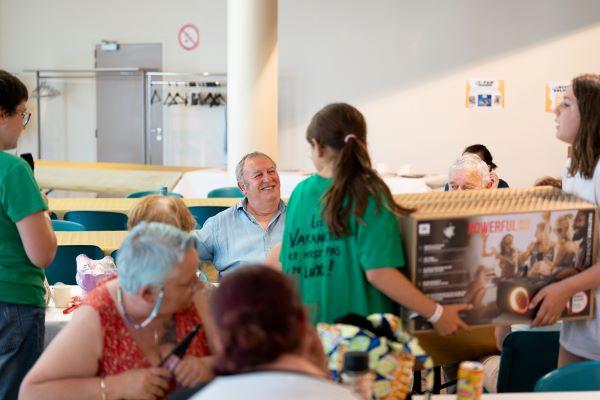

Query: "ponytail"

xmin=307 ymin=103 xmax=412 ymax=238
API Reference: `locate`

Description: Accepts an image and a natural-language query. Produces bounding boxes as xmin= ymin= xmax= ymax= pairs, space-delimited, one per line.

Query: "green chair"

xmin=207 ymin=187 xmax=243 ymax=198
xmin=497 ymin=330 xmax=560 ymax=392
xmin=64 ymin=211 xmax=128 ymax=231
xmin=51 ymin=220 xmax=86 ymax=231
xmin=126 ymin=190 xmax=183 ymax=198
xmin=535 ymin=361 xmax=600 ymax=392
xmin=188 ymin=206 xmax=228 ymax=229
xmin=46 ymin=245 xmax=105 ymax=285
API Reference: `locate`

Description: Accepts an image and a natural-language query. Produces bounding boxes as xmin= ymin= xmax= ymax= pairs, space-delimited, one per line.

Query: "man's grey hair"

xmin=235 ymin=152 xmax=277 ymax=184
xmin=448 ymin=154 xmax=490 ymax=187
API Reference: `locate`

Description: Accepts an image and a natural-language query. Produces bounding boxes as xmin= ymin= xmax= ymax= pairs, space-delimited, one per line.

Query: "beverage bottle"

xmin=342 ymin=351 xmax=373 ymax=400
xmin=159 ymin=186 xmax=168 ymax=196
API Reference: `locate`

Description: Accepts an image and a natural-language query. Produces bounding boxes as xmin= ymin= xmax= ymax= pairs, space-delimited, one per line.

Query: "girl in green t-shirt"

xmin=278 ymin=102 xmax=471 ymax=335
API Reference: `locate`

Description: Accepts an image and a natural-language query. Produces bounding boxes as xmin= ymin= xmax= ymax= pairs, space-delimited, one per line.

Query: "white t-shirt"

xmin=560 ymin=158 xmax=600 ymax=360
xmin=190 ymin=371 xmax=361 ymax=400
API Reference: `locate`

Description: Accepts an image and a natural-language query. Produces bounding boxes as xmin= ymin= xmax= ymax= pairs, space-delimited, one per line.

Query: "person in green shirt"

xmin=278 ymin=102 xmax=471 ymax=335
xmin=0 ymin=70 xmax=57 ymax=399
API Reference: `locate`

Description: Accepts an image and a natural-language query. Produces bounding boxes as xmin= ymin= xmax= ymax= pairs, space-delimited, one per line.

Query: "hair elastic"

xmin=344 ymin=134 xmax=357 ymax=143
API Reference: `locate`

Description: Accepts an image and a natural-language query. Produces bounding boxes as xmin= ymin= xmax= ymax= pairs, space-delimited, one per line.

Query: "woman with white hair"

xmin=447 ymin=154 xmax=493 ymax=191
xmin=20 ymin=222 xmax=216 ymax=400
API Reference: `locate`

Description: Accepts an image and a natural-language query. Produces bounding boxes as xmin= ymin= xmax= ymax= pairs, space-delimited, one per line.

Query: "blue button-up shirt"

xmin=196 ymin=198 xmax=286 ymax=275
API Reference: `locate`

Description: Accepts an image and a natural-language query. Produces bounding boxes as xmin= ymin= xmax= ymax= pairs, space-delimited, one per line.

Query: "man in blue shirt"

xmin=197 ymin=152 xmax=286 ymax=275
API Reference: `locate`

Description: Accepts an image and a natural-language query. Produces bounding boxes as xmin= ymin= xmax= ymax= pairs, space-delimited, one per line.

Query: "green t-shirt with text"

xmin=280 ymin=174 xmax=405 ymax=324
xmin=0 ymin=152 xmax=48 ymax=307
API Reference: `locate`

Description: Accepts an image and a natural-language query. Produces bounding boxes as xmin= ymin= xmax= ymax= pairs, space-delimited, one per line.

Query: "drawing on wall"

xmin=466 ymin=79 xmax=505 ymax=109
xmin=545 ymin=82 xmax=569 ymax=113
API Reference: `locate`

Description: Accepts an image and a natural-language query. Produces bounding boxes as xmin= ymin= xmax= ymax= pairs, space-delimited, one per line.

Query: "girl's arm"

xmin=365 ymin=268 xmax=472 ymax=335
xmin=530 ymin=262 xmax=600 ymax=326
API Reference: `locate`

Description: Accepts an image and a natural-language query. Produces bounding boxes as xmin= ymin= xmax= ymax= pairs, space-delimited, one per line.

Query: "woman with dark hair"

xmin=445 ymin=144 xmax=509 ymax=190
xmin=278 ymin=103 xmax=470 ymax=335
xmin=192 ymin=266 xmax=359 ymax=399
xmin=0 ymin=70 xmax=57 ymax=399
xmin=529 ymin=74 xmax=600 ymax=367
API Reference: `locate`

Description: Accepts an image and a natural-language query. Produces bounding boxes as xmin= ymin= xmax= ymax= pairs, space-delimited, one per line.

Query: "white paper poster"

xmin=545 ymin=81 xmax=569 ymax=112
xmin=466 ymin=79 xmax=505 ymax=109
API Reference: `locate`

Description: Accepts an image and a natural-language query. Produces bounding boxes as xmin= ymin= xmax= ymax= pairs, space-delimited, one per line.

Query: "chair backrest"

xmin=110 ymin=249 xmax=118 ymax=261
xmin=49 ymin=212 xmax=58 ymax=220
xmin=46 ymin=245 xmax=105 ymax=285
xmin=51 ymin=220 xmax=86 ymax=231
xmin=207 ymin=186 xmax=243 ymax=198
xmin=497 ymin=330 xmax=559 ymax=392
xmin=188 ymin=206 xmax=228 ymax=229
xmin=126 ymin=190 xmax=184 ymax=198
xmin=535 ymin=360 xmax=600 ymax=392
xmin=64 ymin=211 xmax=128 ymax=231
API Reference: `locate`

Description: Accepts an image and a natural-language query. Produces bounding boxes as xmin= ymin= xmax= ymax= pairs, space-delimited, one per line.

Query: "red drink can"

xmin=457 ymin=361 xmax=484 ymax=400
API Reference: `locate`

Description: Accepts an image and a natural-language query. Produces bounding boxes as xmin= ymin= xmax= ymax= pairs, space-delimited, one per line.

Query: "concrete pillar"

xmin=227 ymin=0 xmax=278 ymax=173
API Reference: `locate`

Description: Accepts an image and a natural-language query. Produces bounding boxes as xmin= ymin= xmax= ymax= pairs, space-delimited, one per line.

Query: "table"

xmin=174 ymin=169 xmax=437 ymax=197
xmin=44 ymin=285 xmax=82 ymax=348
xmin=48 ymin=197 xmax=239 ymax=219
xmin=35 ymin=160 xmax=201 ymax=195
xmin=413 ymin=327 xmax=498 ymax=367
xmin=413 ymin=393 xmax=600 ymax=399
xmin=56 ymin=231 xmax=127 ymax=255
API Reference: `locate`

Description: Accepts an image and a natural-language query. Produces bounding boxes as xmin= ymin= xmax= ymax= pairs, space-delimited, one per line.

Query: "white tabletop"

xmin=44 ymin=285 xmax=82 ymax=348
xmin=174 ymin=169 xmax=434 ymax=197
xmin=414 ymin=393 xmax=600 ymax=399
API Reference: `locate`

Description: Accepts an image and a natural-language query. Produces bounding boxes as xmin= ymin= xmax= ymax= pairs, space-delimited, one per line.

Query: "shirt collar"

xmin=236 ymin=197 xmax=286 ymax=213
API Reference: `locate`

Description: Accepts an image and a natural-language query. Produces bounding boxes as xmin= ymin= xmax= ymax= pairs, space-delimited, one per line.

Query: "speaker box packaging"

xmin=397 ymin=187 xmax=597 ymax=332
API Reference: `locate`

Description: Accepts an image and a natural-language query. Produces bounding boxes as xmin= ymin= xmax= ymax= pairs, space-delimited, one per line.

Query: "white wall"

xmin=1 ymin=0 xmax=600 ymax=186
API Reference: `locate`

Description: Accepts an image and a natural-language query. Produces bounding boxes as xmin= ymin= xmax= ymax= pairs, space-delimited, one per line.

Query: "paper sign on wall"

xmin=466 ymin=79 xmax=505 ymax=109
xmin=545 ymin=82 xmax=569 ymax=113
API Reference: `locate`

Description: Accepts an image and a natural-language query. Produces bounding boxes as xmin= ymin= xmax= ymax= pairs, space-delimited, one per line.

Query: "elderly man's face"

xmin=239 ymin=156 xmax=281 ymax=204
xmin=449 ymin=169 xmax=485 ymax=191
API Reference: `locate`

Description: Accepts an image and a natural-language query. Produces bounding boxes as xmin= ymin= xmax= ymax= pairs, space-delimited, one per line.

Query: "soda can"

xmin=457 ymin=361 xmax=484 ymax=400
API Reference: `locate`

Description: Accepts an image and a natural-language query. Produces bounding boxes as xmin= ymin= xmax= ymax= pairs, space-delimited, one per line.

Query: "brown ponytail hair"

xmin=306 ymin=103 xmax=411 ymax=237
xmin=569 ymin=74 xmax=600 ymax=179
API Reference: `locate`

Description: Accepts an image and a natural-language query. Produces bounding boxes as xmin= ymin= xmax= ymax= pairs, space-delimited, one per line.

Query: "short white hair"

xmin=448 ymin=154 xmax=490 ymax=187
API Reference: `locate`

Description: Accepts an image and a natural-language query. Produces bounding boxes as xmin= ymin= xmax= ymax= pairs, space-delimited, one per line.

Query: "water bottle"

xmin=159 ymin=185 xmax=168 ymax=196
xmin=342 ymin=351 xmax=373 ymax=399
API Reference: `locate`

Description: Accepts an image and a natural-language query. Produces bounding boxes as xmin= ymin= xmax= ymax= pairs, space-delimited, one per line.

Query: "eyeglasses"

xmin=13 ymin=109 xmax=31 ymax=127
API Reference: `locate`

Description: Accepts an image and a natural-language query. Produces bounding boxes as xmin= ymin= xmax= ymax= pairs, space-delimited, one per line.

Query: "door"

xmin=95 ymin=43 xmax=162 ymax=164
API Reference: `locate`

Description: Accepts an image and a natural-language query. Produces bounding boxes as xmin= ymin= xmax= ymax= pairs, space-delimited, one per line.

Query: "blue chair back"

xmin=51 ymin=220 xmax=86 ymax=231
xmin=188 ymin=206 xmax=228 ymax=229
xmin=207 ymin=187 xmax=243 ymax=198
xmin=535 ymin=361 xmax=600 ymax=392
xmin=49 ymin=212 xmax=58 ymax=220
xmin=110 ymin=249 xmax=118 ymax=261
xmin=64 ymin=211 xmax=128 ymax=231
xmin=46 ymin=245 xmax=105 ymax=285
xmin=497 ymin=330 xmax=559 ymax=392
xmin=126 ymin=190 xmax=183 ymax=198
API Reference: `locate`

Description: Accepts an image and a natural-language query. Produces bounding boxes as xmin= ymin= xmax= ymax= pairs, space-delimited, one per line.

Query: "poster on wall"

xmin=466 ymin=79 xmax=505 ymax=109
xmin=545 ymin=81 xmax=569 ymax=113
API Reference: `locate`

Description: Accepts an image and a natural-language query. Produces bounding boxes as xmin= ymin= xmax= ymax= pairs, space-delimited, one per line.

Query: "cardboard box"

xmin=397 ymin=187 xmax=597 ymax=332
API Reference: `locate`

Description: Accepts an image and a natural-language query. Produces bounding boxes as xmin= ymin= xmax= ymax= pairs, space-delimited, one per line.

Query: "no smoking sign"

xmin=178 ymin=23 xmax=199 ymax=51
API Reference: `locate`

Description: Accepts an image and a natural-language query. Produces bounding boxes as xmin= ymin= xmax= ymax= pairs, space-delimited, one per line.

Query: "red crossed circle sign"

xmin=178 ymin=24 xmax=199 ymax=51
